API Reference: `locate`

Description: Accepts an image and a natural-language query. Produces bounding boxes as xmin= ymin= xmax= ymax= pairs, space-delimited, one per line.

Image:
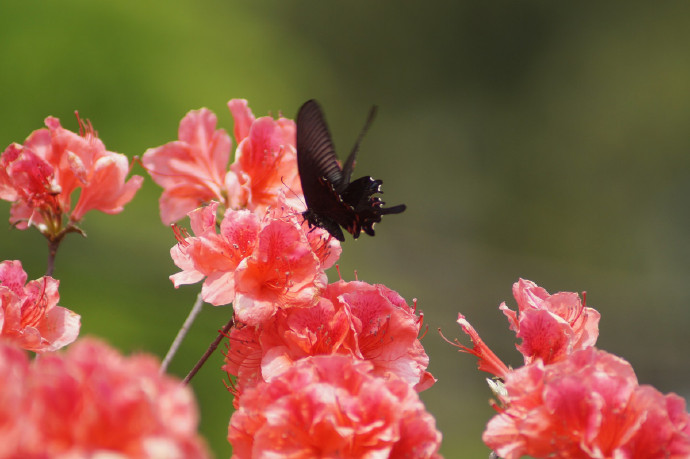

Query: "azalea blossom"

xmin=170 ymin=202 xmax=337 ymax=325
xmin=483 ymin=348 xmax=690 ymax=459
xmin=142 ymin=108 xmax=234 ymax=225
xmin=500 ymin=278 xmax=600 ymax=365
xmin=224 ymin=279 xmax=435 ymax=397
xmin=143 ymin=99 xmax=301 ymax=225
xmin=227 ymin=355 xmax=442 ymax=458
xmin=0 ymin=115 xmax=142 ymax=234
xmin=227 ymin=99 xmax=302 ymax=213
xmin=0 ymin=338 xmax=210 ymax=458
xmin=455 ymin=279 xmax=690 ymax=458
xmin=0 ymin=259 xmax=80 ymax=352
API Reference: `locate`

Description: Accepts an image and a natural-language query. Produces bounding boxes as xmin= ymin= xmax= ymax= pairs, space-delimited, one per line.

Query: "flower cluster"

xmin=145 ymin=99 xmax=441 ymax=457
xmin=0 ymin=115 xmax=142 ymax=238
xmin=0 ymin=338 xmax=209 ymax=458
xmin=455 ymin=279 xmax=690 ymax=459
xmin=0 ymin=259 xmax=80 ymax=352
xmin=0 ymin=115 xmax=207 ymax=457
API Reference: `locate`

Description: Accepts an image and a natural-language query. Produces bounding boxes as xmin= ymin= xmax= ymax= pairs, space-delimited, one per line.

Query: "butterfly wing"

xmin=296 ymin=99 xmax=344 ymax=196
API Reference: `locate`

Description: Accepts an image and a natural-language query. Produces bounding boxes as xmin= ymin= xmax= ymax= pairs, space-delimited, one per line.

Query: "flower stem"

xmin=183 ymin=316 xmax=235 ymax=385
xmin=45 ymin=238 xmax=60 ymax=277
xmin=160 ymin=292 xmax=205 ymax=374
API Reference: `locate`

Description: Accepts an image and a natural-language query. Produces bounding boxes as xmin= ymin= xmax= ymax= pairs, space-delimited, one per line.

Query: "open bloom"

xmin=227 ymin=99 xmax=301 ymax=213
xmin=0 ymin=259 xmax=80 ymax=352
xmin=455 ymin=279 xmax=690 ymax=459
xmin=143 ymin=99 xmax=301 ymax=225
xmin=227 ymin=355 xmax=441 ymax=459
xmin=224 ymin=279 xmax=434 ymax=397
xmin=483 ymin=348 xmax=690 ymax=459
xmin=500 ymin=278 xmax=600 ymax=365
xmin=142 ymin=108 xmax=234 ymax=225
xmin=0 ymin=338 xmax=209 ymax=458
xmin=0 ymin=115 xmax=142 ymax=233
xmin=170 ymin=202 xmax=338 ymax=326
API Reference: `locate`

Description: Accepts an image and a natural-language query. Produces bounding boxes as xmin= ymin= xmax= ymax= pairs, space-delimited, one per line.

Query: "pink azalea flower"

xmin=170 ymin=202 xmax=335 ymax=325
xmin=143 ymin=99 xmax=302 ymax=225
xmin=0 ymin=116 xmax=142 ymax=232
xmin=170 ymin=202 xmax=261 ymax=306
xmin=227 ymin=99 xmax=302 ymax=213
xmin=0 ymin=343 xmax=32 ymax=457
xmin=0 ymin=338 xmax=209 ymax=458
xmin=227 ymin=355 xmax=442 ymax=458
xmin=483 ymin=348 xmax=690 ymax=459
xmin=500 ymin=278 xmax=600 ymax=365
xmin=0 ymin=259 xmax=80 ymax=352
xmin=142 ymin=108 xmax=234 ymax=225
xmin=224 ymin=279 xmax=435 ymax=397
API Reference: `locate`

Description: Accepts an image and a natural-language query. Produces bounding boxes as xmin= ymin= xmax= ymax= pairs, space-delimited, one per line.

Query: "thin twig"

xmin=160 ymin=292 xmax=205 ymax=374
xmin=183 ymin=316 xmax=235 ymax=385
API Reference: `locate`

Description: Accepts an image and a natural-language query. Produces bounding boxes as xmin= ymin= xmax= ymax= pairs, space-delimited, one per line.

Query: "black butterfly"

xmin=296 ymin=99 xmax=406 ymax=241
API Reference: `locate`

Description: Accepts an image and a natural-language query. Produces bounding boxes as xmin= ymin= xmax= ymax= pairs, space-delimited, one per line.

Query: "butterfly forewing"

xmin=296 ymin=100 xmax=344 ymax=195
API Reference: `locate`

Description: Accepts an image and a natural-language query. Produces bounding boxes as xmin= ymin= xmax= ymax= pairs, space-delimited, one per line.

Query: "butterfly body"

xmin=296 ymin=99 xmax=406 ymax=241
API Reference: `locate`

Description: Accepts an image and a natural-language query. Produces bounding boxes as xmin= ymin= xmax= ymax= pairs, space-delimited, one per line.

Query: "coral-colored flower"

xmin=0 ymin=116 xmax=142 ymax=233
xmin=483 ymin=347 xmax=690 ymax=459
xmin=170 ymin=202 xmax=335 ymax=325
xmin=0 ymin=260 xmax=80 ymax=352
xmin=227 ymin=99 xmax=302 ymax=213
xmin=143 ymin=100 xmax=302 ymax=225
xmin=224 ymin=279 xmax=435 ymax=396
xmin=0 ymin=338 xmax=209 ymax=458
xmin=454 ymin=313 xmax=509 ymax=379
xmin=227 ymin=355 xmax=441 ymax=459
xmin=142 ymin=109 xmax=234 ymax=225
xmin=170 ymin=202 xmax=261 ymax=306
xmin=0 ymin=343 xmax=32 ymax=457
xmin=500 ymin=278 xmax=600 ymax=365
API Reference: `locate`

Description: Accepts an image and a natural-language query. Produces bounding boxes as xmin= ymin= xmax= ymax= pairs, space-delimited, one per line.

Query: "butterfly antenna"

xmin=342 ymin=105 xmax=378 ymax=184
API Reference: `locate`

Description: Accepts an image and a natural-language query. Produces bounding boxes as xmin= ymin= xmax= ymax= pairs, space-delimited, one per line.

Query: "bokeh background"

xmin=2 ymin=2 xmax=690 ymax=457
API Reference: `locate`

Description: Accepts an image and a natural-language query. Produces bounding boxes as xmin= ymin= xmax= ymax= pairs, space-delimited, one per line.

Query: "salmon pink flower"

xmin=143 ymin=100 xmax=302 ymax=225
xmin=0 ymin=116 xmax=142 ymax=234
xmin=142 ymin=109 xmax=234 ymax=225
xmin=483 ymin=348 xmax=690 ymax=459
xmin=224 ymin=279 xmax=434 ymax=396
xmin=227 ymin=99 xmax=301 ymax=213
xmin=500 ymin=278 xmax=600 ymax=365
xmin=0 ymin=259 xmax=80 ymax=352
xmin=227 ymin=355 xmax=442 ymax=458
xmin=0 ymin=338 xmax=210 ymax=458
xmin=0 ymin=342 xmax=32 ymax=457
xmin=170 ymin=202 xmax=335 ymax=325
xmin=170 ymin=202 xmax=261 ymax=306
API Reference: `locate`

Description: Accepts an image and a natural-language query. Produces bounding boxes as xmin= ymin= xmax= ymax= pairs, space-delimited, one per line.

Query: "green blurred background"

xmin=2 ymin=2 xmax=690 ymax=457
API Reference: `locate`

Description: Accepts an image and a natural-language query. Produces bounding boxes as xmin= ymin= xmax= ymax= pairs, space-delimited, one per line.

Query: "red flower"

xmin=224 ymin=280 xmax=434 ymax=397
xmin=483 ymin=348 xmax=690 ymax=459
xmin=500 ymin=278 xmax=600 ymax=365
xmin=0 ymin=260 xmax=80 ymax=352
xmin=0 ymin=338 xmax=209 ymax=458
xmin=142 ymin=108 xmax=234 ymax=225
xmin=170 ymin=202 xmax=335 ymax=325
xmin=227 ymin=355 xmax=441 ymax=458
xmin=0 ymin=116 xmax=142 ymax=233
